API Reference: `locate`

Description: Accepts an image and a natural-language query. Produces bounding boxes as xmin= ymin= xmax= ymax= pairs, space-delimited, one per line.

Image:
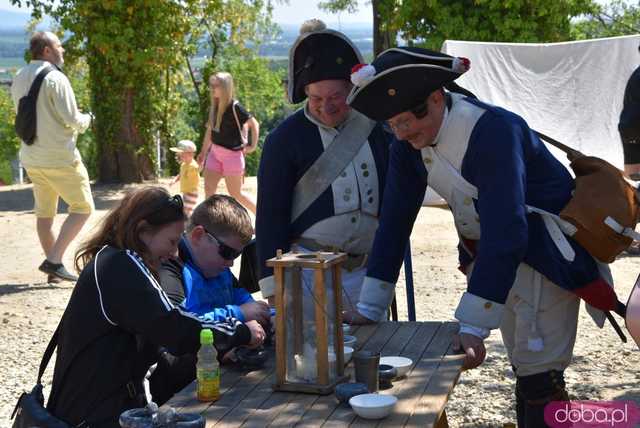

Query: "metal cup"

xmin=353 ymin=350 xmax=380 ymax=392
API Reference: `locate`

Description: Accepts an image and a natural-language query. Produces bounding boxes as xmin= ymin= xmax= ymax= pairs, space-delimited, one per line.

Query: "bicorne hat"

xmin=346 ymin=47 xmax=470 ymax=121
xmin=288 ymin=23 xmax=363 ymax=104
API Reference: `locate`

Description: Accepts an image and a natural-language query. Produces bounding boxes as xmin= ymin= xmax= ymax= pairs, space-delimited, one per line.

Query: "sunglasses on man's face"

xmin=204 ymin=230 xmax=242 ymax=260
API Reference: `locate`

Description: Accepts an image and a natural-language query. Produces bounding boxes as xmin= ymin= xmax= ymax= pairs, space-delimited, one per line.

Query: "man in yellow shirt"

xmin=11 ymin=31 xmax=93 ymax=282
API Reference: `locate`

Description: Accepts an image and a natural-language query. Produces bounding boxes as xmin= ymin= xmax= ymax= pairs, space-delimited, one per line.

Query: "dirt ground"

xmin=1 ymin=177 xmax=639 ymax=427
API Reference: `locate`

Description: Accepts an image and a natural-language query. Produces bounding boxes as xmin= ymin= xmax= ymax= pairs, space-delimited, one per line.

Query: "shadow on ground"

xmin=0 ymin=282 xmax=72 ymax=297
xmin=0 ymin=182 xmax=149 ymax=213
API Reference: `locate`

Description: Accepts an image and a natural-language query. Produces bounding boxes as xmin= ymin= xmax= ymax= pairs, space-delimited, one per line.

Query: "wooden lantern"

xmin=267 ymin=249 xmax=349 ymax=394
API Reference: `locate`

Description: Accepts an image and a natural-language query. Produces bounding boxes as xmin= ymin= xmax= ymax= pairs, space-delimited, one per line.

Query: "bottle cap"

xmin=200 ymin=328 xmax=213 ymax=345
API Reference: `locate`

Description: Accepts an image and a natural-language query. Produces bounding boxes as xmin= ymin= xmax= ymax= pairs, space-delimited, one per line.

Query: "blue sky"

xmin=0 ymin=0 xmax=373 ymax=25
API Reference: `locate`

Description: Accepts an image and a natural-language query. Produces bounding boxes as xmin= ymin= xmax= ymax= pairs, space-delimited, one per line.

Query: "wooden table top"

xmin=166 ymin=321 xmax=464 ymax=427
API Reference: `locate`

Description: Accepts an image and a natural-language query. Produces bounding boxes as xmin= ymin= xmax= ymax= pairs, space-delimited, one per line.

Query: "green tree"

xmin=320 ymin=0 xmax=597 ymax=51
xmin=12 ymin=0 xmax=274 ymax=183
xmin=319 ymin=0 xmax=395 ymax=56
xmin=0 ymin=86 xmax=21 ymax=184
xmin=571 ymin=0 xmax=640 ymax=39
xmin=229 ymin=54 xmax=286 ymax=176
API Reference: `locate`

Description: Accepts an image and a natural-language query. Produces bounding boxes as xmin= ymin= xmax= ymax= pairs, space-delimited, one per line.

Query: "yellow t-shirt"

xmin=180 ymin=159 xmax=200 ymax=194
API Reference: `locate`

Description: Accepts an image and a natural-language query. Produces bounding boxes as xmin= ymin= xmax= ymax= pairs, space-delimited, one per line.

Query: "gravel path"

xmin=1 ymin=179 xmax=639 ymax=427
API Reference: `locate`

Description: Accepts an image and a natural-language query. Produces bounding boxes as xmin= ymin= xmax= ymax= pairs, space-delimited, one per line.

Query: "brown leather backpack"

xmin=538 ymin=132 xmax=640 ymax=263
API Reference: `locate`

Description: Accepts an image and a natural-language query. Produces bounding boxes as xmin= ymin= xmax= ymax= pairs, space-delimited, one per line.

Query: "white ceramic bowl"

xmin=343 ymin=345 xmax=354 ymax=362
xmin=380 ymin=356 xmax=413 ymax=377
xmin=329 ymin=345 xmax=354 ymax=363
xmin=349 ymin=393 xmax=397 ymax=419
xmin=343 ymin=335 xmax=357 ymax=347
xmin=342 ymin=323 xmax=352 ymax=334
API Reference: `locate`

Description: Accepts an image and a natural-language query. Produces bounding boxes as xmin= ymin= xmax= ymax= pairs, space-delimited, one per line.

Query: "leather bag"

xmin=11 ymin=324 xmax=72 ymax=428
xmin=539 ymin=132 xmax=640 ymax=263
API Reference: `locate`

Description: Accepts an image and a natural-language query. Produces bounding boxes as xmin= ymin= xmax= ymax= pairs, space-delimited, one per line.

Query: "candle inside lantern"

xmin=294 ymin=344 xmax=338 ymax=382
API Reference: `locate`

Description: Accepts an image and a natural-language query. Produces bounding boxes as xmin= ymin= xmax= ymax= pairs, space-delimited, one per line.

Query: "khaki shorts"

xmin=26 ymin=161 xmax=94 ymax=218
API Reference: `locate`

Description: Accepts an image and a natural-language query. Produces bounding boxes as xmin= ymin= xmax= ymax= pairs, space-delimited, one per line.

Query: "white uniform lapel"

xmin=421 ymin=94 xmax=578 ymax=261
xmin=421 ymin=94 xmax=485 ymax=240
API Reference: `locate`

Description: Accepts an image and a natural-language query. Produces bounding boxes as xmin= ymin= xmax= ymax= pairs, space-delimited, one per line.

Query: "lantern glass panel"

xmin=284 ymin=267 xmax=338 ymax=384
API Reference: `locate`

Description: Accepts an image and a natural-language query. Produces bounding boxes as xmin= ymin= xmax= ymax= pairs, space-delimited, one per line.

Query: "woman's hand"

xmin=243 ymin=144 xmax=257 ymax=154
xmin=196 ymin=151 xmax=205 ymax=167
xmin=199 ymin=124 xmax=212 ymax=167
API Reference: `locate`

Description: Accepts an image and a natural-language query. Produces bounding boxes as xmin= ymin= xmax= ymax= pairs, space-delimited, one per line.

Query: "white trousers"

xmin=499 ymin=264 xmax=580 ymax=376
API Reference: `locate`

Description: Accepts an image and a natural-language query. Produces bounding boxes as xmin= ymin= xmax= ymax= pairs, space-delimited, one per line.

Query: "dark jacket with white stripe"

xmin=46 ymin=246 xmax=250 ymax=427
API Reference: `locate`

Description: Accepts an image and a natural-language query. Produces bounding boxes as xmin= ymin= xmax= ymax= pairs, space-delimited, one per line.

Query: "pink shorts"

xmin=206 ymin=144 xmax=245 ymax=176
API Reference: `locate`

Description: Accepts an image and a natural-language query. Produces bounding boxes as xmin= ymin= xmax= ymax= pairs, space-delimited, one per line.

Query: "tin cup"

xmin=353 ymin=350 xmax=380 ymax=393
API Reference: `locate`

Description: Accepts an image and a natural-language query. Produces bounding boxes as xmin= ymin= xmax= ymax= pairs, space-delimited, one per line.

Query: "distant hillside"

xmin=258 ymin=22 xmax=373 ymax=58
xmin=0 ymin=15 xmax=373 ymax=66
xmin=0 ymin=9 xmax=53 ymax=64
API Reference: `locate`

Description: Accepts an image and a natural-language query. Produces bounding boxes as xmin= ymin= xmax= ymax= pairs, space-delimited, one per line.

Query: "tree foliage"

xmin=0 ymin=87 xmax=21 ymax=184
xmin=571 ymin=0 xmax=640 ymax=40
xmin=318 ymin=0 xmax=359 ymax=14
xmin=319 ymin=0 xmax=598 ymax=50
xmin=11 ymin=0 xmax=274 ymax=183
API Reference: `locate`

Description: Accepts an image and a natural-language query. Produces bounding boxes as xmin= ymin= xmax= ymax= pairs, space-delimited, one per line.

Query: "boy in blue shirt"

xmin=160 ymin=194 xmax=269 ymax=338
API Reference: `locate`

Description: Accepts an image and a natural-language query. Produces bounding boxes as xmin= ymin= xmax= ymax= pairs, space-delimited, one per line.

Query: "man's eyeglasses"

xmin=204 ymin=229 xmax=242 ymax=260
xmin=384 ymin=117 xmax=413 ymax=134
xmin=384 ymin=100 xmax=430 ymax=134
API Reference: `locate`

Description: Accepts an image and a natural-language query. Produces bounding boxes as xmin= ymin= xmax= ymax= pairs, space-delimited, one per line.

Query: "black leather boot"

xmin=516 ymin=370 xmax=570 ymax=427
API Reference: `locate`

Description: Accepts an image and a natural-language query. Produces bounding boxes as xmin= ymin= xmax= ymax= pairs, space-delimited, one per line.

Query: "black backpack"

xmin=15 ymin=66 xmax=54 ymax=146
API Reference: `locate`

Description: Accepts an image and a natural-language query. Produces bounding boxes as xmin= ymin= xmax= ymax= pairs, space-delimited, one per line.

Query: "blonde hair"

xmin=187 ymin=195 xmax=253 ymax=245
xmin=209 ymin=72 xmax=235 ymax=131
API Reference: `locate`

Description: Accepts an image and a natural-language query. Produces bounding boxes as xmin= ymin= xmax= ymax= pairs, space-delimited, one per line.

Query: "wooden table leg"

xmin=435 ymin=409 xmax=449 ymax=428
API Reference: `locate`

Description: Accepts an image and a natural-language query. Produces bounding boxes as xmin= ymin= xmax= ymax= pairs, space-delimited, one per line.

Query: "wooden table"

xmin=166 ymin=321 xmax=464 ymax=427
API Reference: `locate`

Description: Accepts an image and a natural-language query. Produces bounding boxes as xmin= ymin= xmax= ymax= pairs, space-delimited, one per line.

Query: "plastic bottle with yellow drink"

xmin=196 ymin=328 xmax=220 ymax=402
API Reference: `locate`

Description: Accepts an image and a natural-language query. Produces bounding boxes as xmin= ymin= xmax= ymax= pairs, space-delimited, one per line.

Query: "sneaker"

xmin=38 ymin=259 xmax=78 ymax=282
xmin=47 ymin=274 xmax=63 ymax=284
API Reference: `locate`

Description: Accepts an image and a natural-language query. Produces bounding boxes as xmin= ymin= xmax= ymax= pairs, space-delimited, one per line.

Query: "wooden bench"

xmin=166 ymin=321 xmax=464 ymax=427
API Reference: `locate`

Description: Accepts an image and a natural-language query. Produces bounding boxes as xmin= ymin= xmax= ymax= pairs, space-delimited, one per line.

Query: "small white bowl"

xmin=343 ymin=345 xmax=354 ymax=362
xmin=380 ymin=356 xmax=413 ymax=378
xmin=343 ymin=335 xmax=357 ymax=347
xmin=342 ymin=323 xmax=351 ymax=334
xmin=349 ymin=393 xmax=397 ymax=419
xmin=329 ymin=345 xmax=354 ymax=363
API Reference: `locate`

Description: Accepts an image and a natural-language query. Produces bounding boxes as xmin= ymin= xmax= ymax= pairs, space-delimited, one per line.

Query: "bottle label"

xmin=197 ymin=368 xmax=220 ymax=401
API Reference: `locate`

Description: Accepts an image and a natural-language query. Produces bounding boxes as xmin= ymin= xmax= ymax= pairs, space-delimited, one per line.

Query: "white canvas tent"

xmin=423 ymin=34 xmax=640 ymax=206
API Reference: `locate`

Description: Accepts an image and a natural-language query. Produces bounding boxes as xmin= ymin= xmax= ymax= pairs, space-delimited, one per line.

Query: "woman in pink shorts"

xmin=197 ymin=72 xmax=259 ymax=214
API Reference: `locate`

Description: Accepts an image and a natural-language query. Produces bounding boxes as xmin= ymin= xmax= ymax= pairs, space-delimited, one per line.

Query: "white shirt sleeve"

xmin=48 ymin=72 xmax=91 ymax=133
